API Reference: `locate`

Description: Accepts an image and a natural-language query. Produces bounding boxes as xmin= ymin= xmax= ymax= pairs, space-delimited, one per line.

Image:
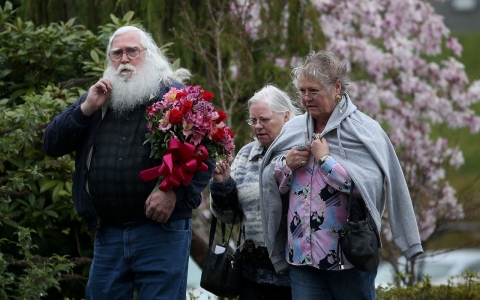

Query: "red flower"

xmin=181 ymin=100 xmax=193 ymax=114
xmin=169 ymin=108 xmax=183 ymax=125
xmin=176 ymin=91 xmax=187 ymax=100
xmin=200 ymin=90 xmax=214 ymax=102
xmin=216 ymin=110 xmax=227 ymax=124
xmin=212 ymin=127 xmax=226 ymax=141
xmin=225 ymin=127 xmax=235 ymax=138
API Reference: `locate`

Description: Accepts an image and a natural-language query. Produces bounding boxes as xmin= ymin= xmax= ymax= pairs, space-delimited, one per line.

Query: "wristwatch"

xmin=318 ymin=154 xmax=329 ymax=166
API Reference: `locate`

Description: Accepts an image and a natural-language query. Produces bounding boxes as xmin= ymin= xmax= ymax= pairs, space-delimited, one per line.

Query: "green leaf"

xmin=16 ymin=199 xmax=29 ymax=206
xmin=172 ymin=58 xmax=180 ymax=70
xmin=52 ymin=181 xmax=64 ymax=202
xmin=36 ymin=225 xmax=44 ymax=237
xmin=9 ymin=88 xmax=26 ymax=101
xmin=161 ymin=42 xmax=174 ymax=48
xmin=1 ymin=219 xmax=16 ymax=227
xmin=44 ymin=210 xmax=59 ymax=218
xmin=40 ymin=180 xmax=60 ymax=193
xmin=122 ymin=11 xmax=135 ymax=22
xmin=65 ymin=181 xmax=72 ymax=193
xmin=0 ymin=69 xmax=12 ymax=78
xmin=65 ymin=18 xmax=76 ymax=28
xmin=90 ymin=49 xmax=99 ymax=63
xmin=25 ymin=86 xmax=35 ymax=96
xmin=110 ymin=14 xmax=119 ymax=25
xmin=4 ymin=1 xmax=12 ymax=10
xmin=38 ymin=196 xmax=45 ymax=208
xmin=28 ymin=193 xmax=35 ymax=206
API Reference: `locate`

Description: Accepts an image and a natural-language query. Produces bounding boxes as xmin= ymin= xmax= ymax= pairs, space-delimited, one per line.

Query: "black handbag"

xmin=200 ymin=212 xmax=242 ymax=298
xmin=338 ymin=181 xmax=380 ymax=272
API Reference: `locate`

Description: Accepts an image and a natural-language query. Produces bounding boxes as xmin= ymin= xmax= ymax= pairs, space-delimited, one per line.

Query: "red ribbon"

xmin=139 ymin=139 xmax=209 ymax=191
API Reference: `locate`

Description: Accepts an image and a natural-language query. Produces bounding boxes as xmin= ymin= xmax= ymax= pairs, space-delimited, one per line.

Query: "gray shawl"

xmin=259 ymin=94 xmax=423 ymax=273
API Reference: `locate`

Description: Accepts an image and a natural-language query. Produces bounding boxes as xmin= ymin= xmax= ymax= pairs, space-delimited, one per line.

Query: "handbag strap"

xmin=346 ymin=180 xmax=355 ymax=222
xmin=236 ymin=216 xmax=243 ymax=248
xmin=208 ymin=209 xmax=242 ymax=248
xmin=338 ymin=180 xmax=355 ymax=270
xmin=207 ymin=214 xmax=218 ymax=248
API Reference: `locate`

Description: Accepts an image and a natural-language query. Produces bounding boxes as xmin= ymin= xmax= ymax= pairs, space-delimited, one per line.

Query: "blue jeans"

xmin=289 ymin=265 xmax=377 ymax=300
xmin=240 ymin=279 xmax=292 ymax=300
xmin=86 ymin=218 xmax=192 ymax=300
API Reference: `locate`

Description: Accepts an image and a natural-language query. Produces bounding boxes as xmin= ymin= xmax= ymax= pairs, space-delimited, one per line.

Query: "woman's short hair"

xmin=292 ymin=50 xmax=350 ymax=94
xmin=248 ymin=84 xmax=302 ymax=119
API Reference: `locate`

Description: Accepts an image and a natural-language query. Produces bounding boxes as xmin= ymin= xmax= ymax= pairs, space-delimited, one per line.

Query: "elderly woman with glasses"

xmin=209 ymin=84 xmax=301 ymax=300
xmin=259 ymin=51 xmax=423 ymax=299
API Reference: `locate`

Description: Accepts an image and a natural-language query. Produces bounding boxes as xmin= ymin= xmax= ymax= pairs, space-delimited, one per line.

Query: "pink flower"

xmin=144 ymin=85 xmax=235 ymax=162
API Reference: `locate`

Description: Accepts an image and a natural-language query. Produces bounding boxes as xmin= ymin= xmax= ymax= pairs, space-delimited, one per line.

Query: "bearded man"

xmin=43 ymin=26 xmax=215 ymax=300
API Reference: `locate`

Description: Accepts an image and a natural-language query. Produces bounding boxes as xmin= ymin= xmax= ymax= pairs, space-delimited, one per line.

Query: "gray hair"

xmin=292 ymin=50 xmax=349 ymax=94
xmin=248 ymin=84 xmax=302 ymax=119
xmin=106 ymin=26 xmax=191 ymax=84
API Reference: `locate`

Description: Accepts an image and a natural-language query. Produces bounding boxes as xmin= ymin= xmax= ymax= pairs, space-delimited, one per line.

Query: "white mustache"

xmin=115 ymin=64 xmax=136 ymax=75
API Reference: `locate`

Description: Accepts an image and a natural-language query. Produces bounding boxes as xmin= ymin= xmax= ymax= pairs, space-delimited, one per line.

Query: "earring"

xmin=335 ymin=94 xmax=343 ymax=113
xmin=335 ymin=94 xmax=342 ymax=104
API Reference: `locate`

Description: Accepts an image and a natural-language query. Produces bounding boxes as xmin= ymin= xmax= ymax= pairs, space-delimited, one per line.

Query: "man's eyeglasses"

xmin=246 ymin=117 xmax=273 ymax=126
xmin=296 ymin=87 xmax=326 ymax=99
xmin=109 ymin=47 xmax=147 ymax=61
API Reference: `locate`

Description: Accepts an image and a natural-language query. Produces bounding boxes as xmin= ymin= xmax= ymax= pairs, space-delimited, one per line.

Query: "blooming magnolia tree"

xmin=227 ymin=0 xmax=480 ymax=285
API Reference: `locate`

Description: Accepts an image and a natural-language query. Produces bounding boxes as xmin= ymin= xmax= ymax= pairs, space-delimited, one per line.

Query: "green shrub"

xmin=376 ymin=271 xmax=480 ymax=300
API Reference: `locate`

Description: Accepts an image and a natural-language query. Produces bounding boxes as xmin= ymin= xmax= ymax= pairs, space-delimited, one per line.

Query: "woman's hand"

xmin=213 ymin=160 xmax=231 ymax=182
xmin=311 ymin=136 xmax=330 ymax=161
xmin=286 ymin=145 xmax=311 ymax=170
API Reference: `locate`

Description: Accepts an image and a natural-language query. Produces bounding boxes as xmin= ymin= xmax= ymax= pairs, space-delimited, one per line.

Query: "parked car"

xmin=375 ymin=248 xmax=480 ymax=287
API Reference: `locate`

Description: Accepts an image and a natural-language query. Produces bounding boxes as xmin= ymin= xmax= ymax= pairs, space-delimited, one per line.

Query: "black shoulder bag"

xmin=338 ymin=181 xmax=381 ymax=272
xmin=200 ymin=212 xmax=243 ymax=298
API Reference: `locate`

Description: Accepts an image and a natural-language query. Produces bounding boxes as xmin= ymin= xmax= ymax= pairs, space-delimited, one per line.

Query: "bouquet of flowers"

xmin=139 ymin=85 xmax=235 ymax=191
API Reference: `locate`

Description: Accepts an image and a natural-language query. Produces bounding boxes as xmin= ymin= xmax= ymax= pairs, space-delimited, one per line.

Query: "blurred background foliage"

xmin=0 ymin=0 xmax=479 ymax=298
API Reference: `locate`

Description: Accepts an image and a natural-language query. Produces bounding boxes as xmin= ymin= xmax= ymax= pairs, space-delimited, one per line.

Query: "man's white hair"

xmin=106 ymin=25 xmax=191 ymax=84
xmin=103 ymin=26 xmax=191 ymax=116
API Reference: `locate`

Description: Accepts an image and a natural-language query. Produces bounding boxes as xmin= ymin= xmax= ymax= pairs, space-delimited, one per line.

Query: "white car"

xmin=375 ymin=248 xmax=480 ymax=287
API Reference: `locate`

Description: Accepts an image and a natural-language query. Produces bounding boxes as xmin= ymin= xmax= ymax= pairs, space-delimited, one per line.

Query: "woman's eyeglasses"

xmin=296 ymin=87 xmax=326 ymax=99
xmin=109 ymin=47 xmax=147 ymax=61
xmin=246 ymin=117 xmax=273 ymax=126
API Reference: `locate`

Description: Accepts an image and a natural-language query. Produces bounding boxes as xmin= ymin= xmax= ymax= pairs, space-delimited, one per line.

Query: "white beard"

xmin=103 ymin=61 xmax=163 ymax=117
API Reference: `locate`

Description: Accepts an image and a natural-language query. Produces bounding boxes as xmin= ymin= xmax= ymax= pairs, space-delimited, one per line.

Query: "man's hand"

xmin=145 ymin=189 xmax=177 ymax=223
xmin=81 ymin=78 xmax=113 ymax=116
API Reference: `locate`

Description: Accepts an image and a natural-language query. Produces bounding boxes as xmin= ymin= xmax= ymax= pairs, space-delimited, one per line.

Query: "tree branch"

xmin=57 ymin=77 xmax=97 ymax=89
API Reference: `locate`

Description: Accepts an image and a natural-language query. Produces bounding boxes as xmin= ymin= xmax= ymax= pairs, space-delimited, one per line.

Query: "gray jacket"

xmin=259 ymin=94 xmax=424 ymax=273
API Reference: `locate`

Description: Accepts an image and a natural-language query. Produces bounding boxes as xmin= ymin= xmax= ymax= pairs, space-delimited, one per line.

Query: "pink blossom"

xmin=275 ymin=58 xmax=287 ymax=68
xmin=446 ymin=37 xmax=463 ymax=56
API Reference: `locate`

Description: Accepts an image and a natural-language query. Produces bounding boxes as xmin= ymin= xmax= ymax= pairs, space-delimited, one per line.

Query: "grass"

xmin=457 ymin=33 xmax=480 ymax=81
